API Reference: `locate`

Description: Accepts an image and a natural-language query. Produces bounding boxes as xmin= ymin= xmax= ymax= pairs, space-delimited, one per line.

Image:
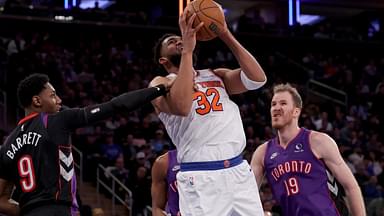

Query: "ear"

xmin=32 ymin=96 xmax=42 ymax=107
xmin=294 ymin=108 xmax=301 ymax=117
xmin=158 ymin=57 xmax=168 ymax=66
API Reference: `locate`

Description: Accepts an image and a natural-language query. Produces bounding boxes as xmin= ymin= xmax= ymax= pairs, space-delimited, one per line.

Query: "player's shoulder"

xmin=309 ymin=130 xmax=338 ymax=158
xmin=254 ymin=141 xmax=269 ymax=157
xmin=261 ymin=140 xmax=270 ymax=150
xmin=251 ymin=141 xmax=269 ymax=165
xmin=154 ymin=151 xmax=169 ymax=165
xmin=309 ymin=130 xmax=333 ymax=144
xmin=258 ymin=141 xmax=269 ymax=149
xmin=1 ymin=128 xmax=19 ymax=147
xmin=152 ymin=152 xmax=169 ymax=176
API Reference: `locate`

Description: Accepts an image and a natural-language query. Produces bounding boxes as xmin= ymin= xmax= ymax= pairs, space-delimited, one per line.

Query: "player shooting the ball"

xmin=149 ymin=0 xmax=267 ymax=215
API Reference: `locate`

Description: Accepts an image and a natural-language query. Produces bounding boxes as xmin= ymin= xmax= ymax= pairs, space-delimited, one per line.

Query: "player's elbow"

xmin=344 ymin=182 xmax=362 ymax=194
xmin=240 ymin=70 xmax=267 ymax=90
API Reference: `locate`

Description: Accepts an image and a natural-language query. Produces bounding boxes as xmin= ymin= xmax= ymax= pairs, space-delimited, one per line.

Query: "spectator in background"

xmin=128 ymin=166 xmax=151 ymax=216
xmin=149 ymin=129 xmax=170 ymax=154
xmin=101 ymin=133 xmax=123 ymax=166
xmin=367 ymin=197 xmax=384 ymax=216
xmin=372 ymin=82 xmax=384 ymax=124
xmin=7 ymin=33 xmax=25 ymax=56
xmin=121 ymin=134 xmax=137 ymax=165
xmin=313 ymin=111 xmax=333 ymax=134
xmin=377 ymin=157 xmax=384 ymax=189
xmin=105 ymin=156 xmax=130 ymax=202
xmin=128 ymin=151 xmax=151 ymax=179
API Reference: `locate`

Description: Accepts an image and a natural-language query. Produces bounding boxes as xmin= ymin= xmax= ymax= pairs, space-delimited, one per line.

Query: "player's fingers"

xmin=179 ymin=9 xmax=188 ymax=26
xmin=194 ymin=22 xmax=204 ymax=32
xmin=166 ymin=76 xmax=176 ymax=90
xmin=187 ymin=13 xmax=197 ymax=28
xmin=181 ymin=9 xmax=189 ymax=20
xmin=178 ymin=15 xmax=184 ymax=27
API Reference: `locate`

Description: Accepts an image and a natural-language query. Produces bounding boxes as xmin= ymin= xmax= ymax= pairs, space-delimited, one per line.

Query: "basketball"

xmin=185 ymin=0 xmax=226 ymax=41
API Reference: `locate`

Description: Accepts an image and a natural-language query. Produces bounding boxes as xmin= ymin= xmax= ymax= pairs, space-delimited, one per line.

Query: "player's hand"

xmin=179 ymin=10 xmax=204 ymax=54
xmin=7 ymin=202 xmax=19 ymax=216
xmin=217 ymin=19 xmax=229 ymax=39
xmin=164 ymin=76 xmax=176 ymax=91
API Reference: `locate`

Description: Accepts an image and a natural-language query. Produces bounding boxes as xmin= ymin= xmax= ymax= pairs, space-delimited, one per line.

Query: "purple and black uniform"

xmin=166 ymin=150 xmax=180 ymax=216
xmin=0 ymin=86 xmax=166 ymax=215
xmin=264 ymin=128 xmax=343 ymax=216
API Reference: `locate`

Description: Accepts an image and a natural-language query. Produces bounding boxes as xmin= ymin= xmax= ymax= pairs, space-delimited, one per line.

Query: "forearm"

xmin=86 ymin=85 xmax=167 ymax=123
xmin=220 ymin=31 xmax=266 ymax=82
xmin=168 ymin=52 xmax=194 ymax=116
xmin=0 ymin=199 xmax=19 ymax=216
xmin=345 ymin=187 xmax=366 ymax=215
xmin=152 ymin=208 xmax=166 ymax=216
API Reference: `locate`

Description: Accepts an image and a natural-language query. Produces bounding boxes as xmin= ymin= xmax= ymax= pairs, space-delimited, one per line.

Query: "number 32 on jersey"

xmin=193 ymin=88 xmax=223 ymax=115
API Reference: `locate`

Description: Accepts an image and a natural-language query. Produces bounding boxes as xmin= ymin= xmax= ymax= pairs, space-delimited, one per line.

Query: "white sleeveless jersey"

xmin=159 ymin=69 xmax=246 ymax=162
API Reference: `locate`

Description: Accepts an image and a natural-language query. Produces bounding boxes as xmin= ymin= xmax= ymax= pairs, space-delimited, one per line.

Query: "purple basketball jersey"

xmin=264 ymin=128 xmax=340 ymax=216
xmin=166 ymin=150 xmax=180 ymax=216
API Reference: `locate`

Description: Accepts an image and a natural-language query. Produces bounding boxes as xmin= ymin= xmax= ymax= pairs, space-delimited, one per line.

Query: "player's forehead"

xmin=272 ymin=91 xmax=292 ymax=102
xmin=162 ymin=35 xmax=181 ymax=46
xmin=42 ymin=82 xmax=56 ymax=94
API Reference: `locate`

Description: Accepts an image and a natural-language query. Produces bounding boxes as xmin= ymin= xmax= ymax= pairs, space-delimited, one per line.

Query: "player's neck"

xmin=277 ymin=125 xmax=301 ymax=148
xmin=25 ymin=108 xmax=40 ymax=116
xmin=166 ymin=63 xmax=182 ymax=74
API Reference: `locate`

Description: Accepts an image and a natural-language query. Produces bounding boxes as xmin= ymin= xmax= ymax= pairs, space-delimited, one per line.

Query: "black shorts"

xmin=23 ymin=204 xmax=72 ymax=216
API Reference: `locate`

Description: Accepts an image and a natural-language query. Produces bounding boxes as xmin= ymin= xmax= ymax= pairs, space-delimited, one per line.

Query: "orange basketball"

xmin=185 ymin=0 xmax=226 ymax=41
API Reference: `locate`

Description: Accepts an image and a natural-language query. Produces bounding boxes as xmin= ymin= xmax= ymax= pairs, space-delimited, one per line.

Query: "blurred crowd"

xmin=0 ymin=16 xmax=383 ymax=216
xmin=2 ymin=0 xmax=384 ymax=42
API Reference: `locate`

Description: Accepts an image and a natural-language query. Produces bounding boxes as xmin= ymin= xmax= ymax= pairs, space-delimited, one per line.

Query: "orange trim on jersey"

xmin=196 ymin=81 xmax=224 ymax=89
xmin=18 ymin=112 xmax=39 ymax=125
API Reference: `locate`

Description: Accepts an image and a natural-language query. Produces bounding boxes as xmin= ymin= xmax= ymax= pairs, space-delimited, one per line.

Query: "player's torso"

xmin=264 ymin=128 xmax=339 ymax=216
xmin=166 ymin=150 xmax=180 ymax=216
xmin=2 ymin=114 xmax=55 ymax=207
xmin=0 ymin=113 xmax=74 ymax=211
xmin=159 ymin=69 xmax=246 ymax=162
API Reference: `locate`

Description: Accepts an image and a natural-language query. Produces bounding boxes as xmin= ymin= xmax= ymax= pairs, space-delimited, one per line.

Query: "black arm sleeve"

xmin=84 ymin=84 xmax=167 ymax=124
xmin=55 ymin=85 xmax=167 ymax=129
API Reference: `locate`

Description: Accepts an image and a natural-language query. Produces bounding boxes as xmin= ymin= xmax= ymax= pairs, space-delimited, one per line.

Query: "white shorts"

xmin=176 ymin=160 xmax=264 ymax=216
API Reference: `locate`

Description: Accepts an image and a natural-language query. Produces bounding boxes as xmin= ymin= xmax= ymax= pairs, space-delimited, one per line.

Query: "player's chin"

xmin=271 ymin=122 xmax=283 ymax=129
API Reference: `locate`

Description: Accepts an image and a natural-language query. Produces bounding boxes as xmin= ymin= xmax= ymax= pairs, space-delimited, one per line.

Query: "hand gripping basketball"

xmin=185 ymin=0 xmax=226 ymax=41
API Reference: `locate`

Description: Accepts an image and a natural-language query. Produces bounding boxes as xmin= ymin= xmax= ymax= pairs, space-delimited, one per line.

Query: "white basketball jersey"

xmin=159 ymin=69 xmax=246 ymax=162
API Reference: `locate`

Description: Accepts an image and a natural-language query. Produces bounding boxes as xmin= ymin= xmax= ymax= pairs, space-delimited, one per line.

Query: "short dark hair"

xmin=17 ymin=73 xmax=49 ymax=108
xmin=153 ymin=33 xmax=177 ymax=65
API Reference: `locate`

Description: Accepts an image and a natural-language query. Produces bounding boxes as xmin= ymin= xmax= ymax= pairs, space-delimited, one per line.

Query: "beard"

xmin=271 ymin=120 xmax=283 ymax=129
xmin=272 ymin=123 xmax=284 ymax=129
xmin=169 ymin=53 xmax=181 ymax=67
xmin=168 ymin=52 xmax=197 ymax=68
xmin=271 ymin=116 xmax=294 ymax=129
